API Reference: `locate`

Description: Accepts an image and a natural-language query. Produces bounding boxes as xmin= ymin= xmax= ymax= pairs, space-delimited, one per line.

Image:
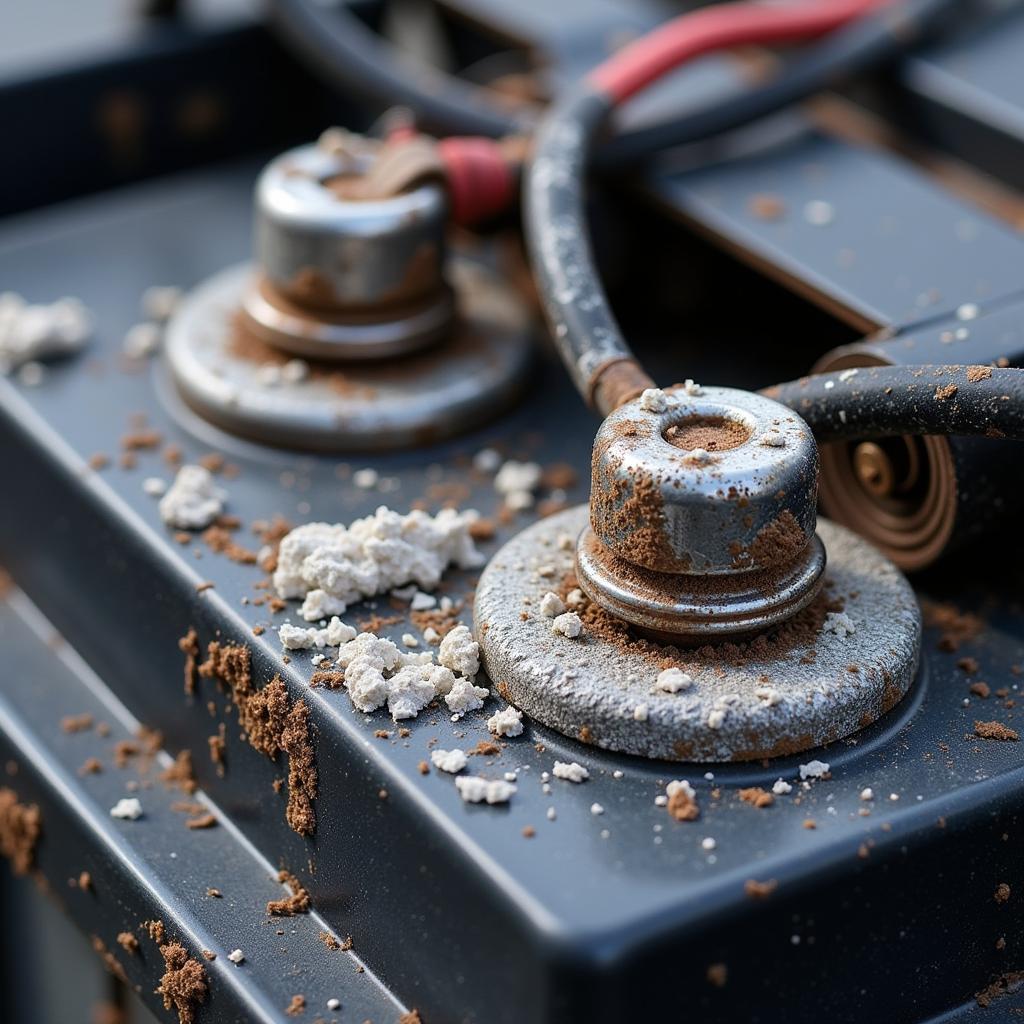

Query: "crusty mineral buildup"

xmin=639 ymin=388 xmax=670 ymax=413
xmin=455 ymin=776 xmax=516 ymax=804
xmin=385 ymin=665 xmax=440 ymax=720
xmin=799 ymin=759 xmax=830 ymax=781
xmin=110 ymin=797 xmax=143 ymax=820
xmin=552 ymin=612 xmax=583 ymax=638
xmin=655 ymin=668 xmax=692 ymax=693
xmin=772 ymin=779 xmax=793 ymax=795
xmin=539 ymin=592 xmax=565 ymax=618
xmin=553 ymin=760 xmax=589 ymax=783
xmin=279 ymin=617 xmax=357 ymax=650
xmin=430 ymin=748 xmax=468 ymax=774
xmin=336 ymin=631 xmax=460 ymax=721
xmin=494 ymin=460 xmax=541 ymax=498
xmin=487 ymin=705 xmax=524 ymax=737
xmin=159 ymin=466 xmax=227 ymax=530
xmin=227 ymin=949 xmax=245 ymax=965
xmin=445 ymin=677 xmax=488 ymax=720
xmin=0 ymin=292 xmax=92 ymax=374
xmin=274 ymin=506 xmax=484 ymax=621
xmin=439 ymin=624 xmax=480 ymax=679
xmin=823 ymin=611 xmax=856 ymax=637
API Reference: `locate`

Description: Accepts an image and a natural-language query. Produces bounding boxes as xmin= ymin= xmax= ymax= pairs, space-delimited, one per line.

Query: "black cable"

xmin=766 ymin=365 xmax=1024 ymax=442
xmin=524 ymin=0 xmax=959 ymax=411
xmin=268 ymin=0 xmax=958 ymax=159
xmin=267 ymin=0 xmax=528 ymax=138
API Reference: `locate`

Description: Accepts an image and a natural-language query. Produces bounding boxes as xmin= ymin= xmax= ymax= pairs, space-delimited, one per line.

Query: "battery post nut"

xmin=576 ymin=385 xmax=826 ymax=640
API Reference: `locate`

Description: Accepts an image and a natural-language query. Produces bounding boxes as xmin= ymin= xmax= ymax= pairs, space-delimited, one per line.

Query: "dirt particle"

xmin=744 ymin=878 xmax=778 ymax=899
xmin=285 ymin=995 xmax=306 ymax=1016
xmin=117 ymin=931 xmax=139 ymax=955
xmin=178 ymin=628 xmax=200 ymax=696
xmin=667 ymin=786 xmax=699 ymax=822
xmin=156 ymin=942 xmax=208 ymax=1024
xmin=706 ymin=962 xmax=728 ymax=987
xmin=975 ymin=721 xmax=1019 ymax=742
xmin=995 ymin=883 xmax=1011 ymax=904
xmin=160 ymin=750 xmax=197 ymax=795
xmin=969 ymin=681 xmax=991 ymax=699
xmin=185 ymin=813 xmax=217 ymax=830
xmin=61 ymin=713 xmax=94 ymax=734
xmin=267 ymin=869 xmax=311 ymax=916
xmin=738 ymin=786 xmax=774 ymax=809
xmin=976 ymin=970 xmax=1024 ymax=1008
xmin=0 ymin=787 xmax=41 ymax=875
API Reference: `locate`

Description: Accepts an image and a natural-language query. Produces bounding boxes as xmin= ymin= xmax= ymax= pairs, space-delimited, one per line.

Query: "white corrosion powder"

xmin=431 ymin=748 xmax=468 ymax=774
xmin=279 ymin=616 xmax=358 ymax=650
xmin=553 ymin=761 xmax=589 ymax=783
xmin=551 ymin=612 xmax=582 ymax=638
xmin=0 ymin=292 xmax=92 ymax=374
xmin=823 ymin=611 xmax=856 ymax=637
xmin=799 ymin=759 xmax=830 ymax=780
xmin=655 ymin=668 xmax=692 ymax=693
xmin=772 ymin=779 xmax=793 ymax=795
xmin=455 ymin=776 xmax=516 ymax=804
xmin=110 ymin=797 xmax=143 ymax=820
xmin=438 ymin=624 xmax=480 ymax=679
xmin=539 ymin=592 xmax=565 ymax=618
xmin=487 ymin=705 xmax=524 ymax=738
xmin=639 ymin=388 xmax=669 ymax=413
xmin=227 ymin=949 xmax=245 ymax=965
xmin=158 ymin=465 xmax=227 ymax=530
xmin=273 ymin=506 xmax=484 ymax=621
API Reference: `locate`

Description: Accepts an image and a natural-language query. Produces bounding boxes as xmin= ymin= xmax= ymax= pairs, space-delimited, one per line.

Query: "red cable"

xmin=588 ymin=0 xmax=892 ymax=105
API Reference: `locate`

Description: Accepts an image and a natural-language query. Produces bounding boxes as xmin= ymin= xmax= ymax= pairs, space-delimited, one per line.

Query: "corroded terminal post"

xmin=576 ymin=385 xmax=826 ymax=638
xmin=241 ymin=138 xmax=454 ymax=360
xmin=164 ymin=136 xmax=533 ymax=450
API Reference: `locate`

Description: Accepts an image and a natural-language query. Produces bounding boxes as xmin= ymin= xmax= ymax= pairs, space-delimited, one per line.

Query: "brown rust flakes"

xmin=974 ymin=721 xmax=1019 ymax=742
xmin=156 ymin=942 xmax=208 ymax=1024
xmin=0 ymin=787 xmax=41 ymax=875
xmin=285 ymin=995 xmax=306 ymax=1016
xmin=743 ymin=878 xmax=778 ymax=899
xmin=995 ymin=882 xmax=1011 ymax=904
xmin=179 ymin=628 xmax=200 ymax=696
xmin=194 ymin=639 xmax=318 ymax=835
xmin=160 ymin=750 xmax=197 ymax=795
xmin=283 ymin=702 xmax=317 ymax=836
xmin=738 ymin=787 xmax=774 ymax=809
xmin=967 ymin=365 xmax=993 ymax=383
xmin=934 ymin=383 xmax=958 ymax=401
xmin=666 ymin=785 xmax=699 ymax=822
xmin=117 ymin=931 xmax=139 ymax=955
xmin=60 ymin=713 xmax=94 ymax=734
xmin=267 ymin=869 xmax=311 ymax=917
xmin=977 ymin=970 xmax=1024 ymax=1008
xmin=201 ymin=525 xmax=258 ymax=565
xmin=747 ymin=510 xmax=807 ymax=569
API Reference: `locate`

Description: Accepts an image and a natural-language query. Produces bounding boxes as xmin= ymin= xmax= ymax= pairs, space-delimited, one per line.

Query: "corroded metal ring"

xmin=576 ymin=524 xmax=825 ymax=639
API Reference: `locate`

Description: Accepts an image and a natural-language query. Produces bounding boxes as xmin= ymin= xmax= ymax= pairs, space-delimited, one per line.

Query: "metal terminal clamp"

xmin=576 ymin=385 xmax=826 ymax=639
